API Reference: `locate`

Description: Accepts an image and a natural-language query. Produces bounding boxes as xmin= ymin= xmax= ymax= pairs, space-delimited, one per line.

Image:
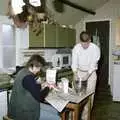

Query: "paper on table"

xmin=45 ymin=91 xmax=69 ymax=112
xmin=58 ymin=89 xmax=94 ymax=103
xmin=45 ymin=89 xmax=94 ymax=112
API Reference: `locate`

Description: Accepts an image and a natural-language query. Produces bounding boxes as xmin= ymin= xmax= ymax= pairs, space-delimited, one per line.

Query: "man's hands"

xmin=81 ymin=72 xmax=91 ymax=81
xmin=81 ymin=73 xmax=89 ymax=81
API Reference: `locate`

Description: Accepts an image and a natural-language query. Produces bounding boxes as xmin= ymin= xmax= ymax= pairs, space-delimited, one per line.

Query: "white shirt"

xmin=71 ymin=43 xmax=100 ymax=74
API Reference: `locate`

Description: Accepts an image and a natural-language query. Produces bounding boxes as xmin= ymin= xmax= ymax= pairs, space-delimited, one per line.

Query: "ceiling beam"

xmin=59 ymin=0 xmax=96 ymax=15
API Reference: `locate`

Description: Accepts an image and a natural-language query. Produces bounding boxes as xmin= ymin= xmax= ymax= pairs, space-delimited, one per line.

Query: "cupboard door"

xmin=67 ymin=28 xmax=76 ymax=47
xmin=29 ymin=25 xmax=44 ymax=48
xmin=44 ymin=24 xmax=57 ymax=47
xmin=29 ymin=24 xmax=76 ymax=48
xmin=56 ymin=26 xmax=68 ymax=47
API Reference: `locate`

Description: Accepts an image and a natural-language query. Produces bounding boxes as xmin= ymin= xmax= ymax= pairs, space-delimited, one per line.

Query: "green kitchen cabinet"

xmin=67 ymin=28 xmax=76 ymax=47
xmin=56 ymin=26 xmax=76 ymax=48
xmin=29 ymin=24 xmax=44 ymax=48
xmin=29 ymin=24 xmax=56 ymax=48
xmin=29 ymin=23 xmax=76 ymax=48
xmin=44 ymin=24 xmax=57 ymax=47
xmin=56 ymin=26 xmax=68 ymax=47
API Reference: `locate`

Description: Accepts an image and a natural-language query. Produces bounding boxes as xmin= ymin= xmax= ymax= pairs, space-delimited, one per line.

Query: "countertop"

xmin=0 ymin=73 xmax=13 ymax=90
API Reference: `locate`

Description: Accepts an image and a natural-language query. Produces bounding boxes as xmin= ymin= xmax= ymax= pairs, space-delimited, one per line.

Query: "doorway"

xmin=86 ymin=21 xmax=110 ymax=87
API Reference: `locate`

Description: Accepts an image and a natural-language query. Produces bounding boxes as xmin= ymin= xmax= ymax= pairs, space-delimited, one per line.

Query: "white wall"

xmin=0 ymin=91 xmax=7 ymax=119
xmin=2 ymin=24 xmax=16 ymax=68
xmin=0 ymin=15 xmax=29 ymax=67
xmin=75 ymin=0 xmax=120 ymax=95
xmin=0 ymin=0 xmax=9 ymax=16
xmin=15 ymin=27 xmax=29 ymax=66
xmin=0 ymin=16 xmax=14 ymax=69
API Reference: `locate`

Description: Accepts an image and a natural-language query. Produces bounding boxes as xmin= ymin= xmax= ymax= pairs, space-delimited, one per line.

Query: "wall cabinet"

xmin=56 ymin=26 xmax=68 ymax=47
xmin=67 ymin=28 xmax=76 ymax=47
xmin=29 ymin=23 xmax=76 ymax=48
xmin=44 ymin=24 xmax=57 ymax=47
xmin=29 ymin=24 xmax=44 ymax=47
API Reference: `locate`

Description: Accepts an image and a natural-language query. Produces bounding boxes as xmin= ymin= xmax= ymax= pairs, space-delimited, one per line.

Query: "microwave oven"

xmin=52 ymin=53 xmax=71 ymax=69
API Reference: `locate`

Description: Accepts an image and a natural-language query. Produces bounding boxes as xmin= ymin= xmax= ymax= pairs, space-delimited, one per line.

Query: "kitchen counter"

xmin=0 ymin=67 xmax=73 ymax=90
xmin=0 ymin=73 xmax=13 ymax=110
xmin=0 ymin=73 xmax=13 ymax=90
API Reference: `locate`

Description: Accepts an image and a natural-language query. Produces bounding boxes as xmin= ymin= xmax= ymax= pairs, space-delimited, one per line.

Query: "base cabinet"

xmin=0 ymin=91 xmax=7 ymax=119
xmin=113 ymin=64 xmax=120 ymax=101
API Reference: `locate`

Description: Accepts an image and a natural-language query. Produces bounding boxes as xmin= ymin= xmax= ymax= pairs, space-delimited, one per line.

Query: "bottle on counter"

xmin=57 ymin=58 xmax=60 ymax=67
xmin=73 ymin=71 xmax=81 ymax=94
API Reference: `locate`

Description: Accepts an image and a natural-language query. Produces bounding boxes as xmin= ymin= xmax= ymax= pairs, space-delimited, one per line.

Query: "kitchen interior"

xmin=0 ymin=0 xmax=120 ymax=120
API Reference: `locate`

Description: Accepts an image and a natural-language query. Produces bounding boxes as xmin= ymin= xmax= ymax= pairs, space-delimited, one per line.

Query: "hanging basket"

xmin=13 ymin=15 xmax=28 ymax=28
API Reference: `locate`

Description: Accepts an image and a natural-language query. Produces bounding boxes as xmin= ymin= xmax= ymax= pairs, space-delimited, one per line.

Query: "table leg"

xmin=61 ymin=111 xmax=66 ymax=120
xmin=72 ymin=106 xmax=79 ymax=120
xmin=60 ymin=94 xmax=93 ymax=120
xmin=87 ymin=96 xmax=92 ymax=120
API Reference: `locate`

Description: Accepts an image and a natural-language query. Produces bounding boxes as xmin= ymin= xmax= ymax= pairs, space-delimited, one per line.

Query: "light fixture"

xmin=29 ymin=0 xmax=41 ymax=7
xmin=11 ymin=0 xmax=25 ymax=15
xmin=7 ymin=0 xmax=48 ymax=29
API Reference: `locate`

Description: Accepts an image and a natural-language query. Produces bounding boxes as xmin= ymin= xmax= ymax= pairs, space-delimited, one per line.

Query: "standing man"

xmin=71 ymin=31 xmax=100 ymax=120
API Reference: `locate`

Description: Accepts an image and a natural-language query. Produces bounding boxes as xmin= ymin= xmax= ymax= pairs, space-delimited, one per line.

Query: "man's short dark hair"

xmin=80 ymin=31 xmax=91 ymax=42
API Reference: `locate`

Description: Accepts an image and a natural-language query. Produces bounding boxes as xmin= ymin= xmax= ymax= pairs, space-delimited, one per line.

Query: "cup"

xmin=57 ymin=81 xmax=63 ymax=89
xmin=73 ymin=74 xmax=82 ymax=93
xmin=61 ymin=78 xmax=69 ymax=94
xmin=74 ymin=80 xmax=81 ymax=93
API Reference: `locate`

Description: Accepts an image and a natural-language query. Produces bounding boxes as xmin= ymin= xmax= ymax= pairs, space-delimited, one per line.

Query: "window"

xmin=1 ymin=24 xmax=16 ymax=69
xmin=63 ymin=56 xmax=69 ymax=64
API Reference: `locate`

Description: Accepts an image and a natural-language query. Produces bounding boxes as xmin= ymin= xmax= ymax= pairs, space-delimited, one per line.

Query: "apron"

xmin=77 ymin=70 xmax=97 ymax=120
xmin=77 ymin=70 xmax=97 ymax=92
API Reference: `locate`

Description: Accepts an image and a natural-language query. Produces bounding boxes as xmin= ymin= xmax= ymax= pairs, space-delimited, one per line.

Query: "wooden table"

xmin=60 ymin=93 xmax=92 ymax=120
xmin=45 ymin=89 xmax=94 ymax=120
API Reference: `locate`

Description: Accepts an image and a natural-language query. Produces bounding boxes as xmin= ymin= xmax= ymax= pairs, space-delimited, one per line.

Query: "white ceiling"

xmin=0 ymin=0 xmax=9 ymax=16
xmin=46 ymin=0 xmax=110 ymax=25
xmin=0 ymin=0 xmax=110 ymax=26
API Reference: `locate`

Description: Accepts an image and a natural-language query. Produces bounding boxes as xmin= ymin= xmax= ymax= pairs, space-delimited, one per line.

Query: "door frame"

xmin=83 ymin=19 xmax=112 ymax=87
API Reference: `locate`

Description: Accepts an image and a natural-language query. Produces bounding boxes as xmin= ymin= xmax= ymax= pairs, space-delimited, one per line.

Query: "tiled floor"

xmin=90 ymin=61 xmax=120 ymax=120
xmin=91 ymin=73 xmax=120 ymax=120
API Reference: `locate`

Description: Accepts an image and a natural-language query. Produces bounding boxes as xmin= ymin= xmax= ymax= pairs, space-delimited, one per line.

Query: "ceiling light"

xmin=11 ymin=0 xmax=25 ymax=15
xmin=7 ymin=0 xmax=54 ymax=30
xmin=29 ymin=0 xmax=41 ymax=7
